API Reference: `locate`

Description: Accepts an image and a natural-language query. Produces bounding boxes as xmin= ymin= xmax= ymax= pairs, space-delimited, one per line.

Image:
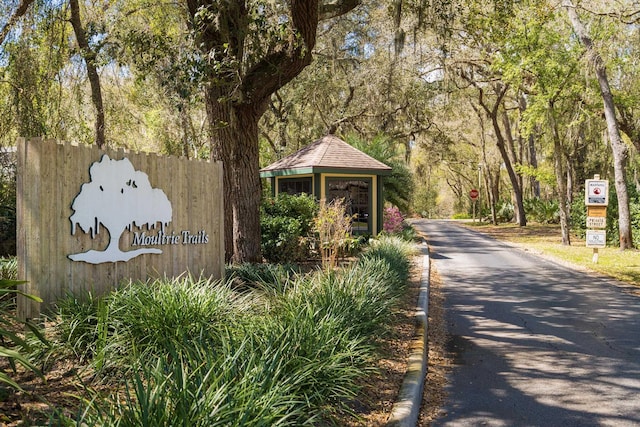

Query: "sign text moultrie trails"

xmin=16 ymin=138 xmax=225 ymax=319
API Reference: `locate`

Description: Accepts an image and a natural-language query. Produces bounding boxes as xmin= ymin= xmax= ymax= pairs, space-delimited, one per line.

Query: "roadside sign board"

xmin=585 ymin=179 xmax=609 ymax=206
xmin=587 ymin=205 xmax=607 ymax=217
xmin=586 ymin=217 xmax=606 ymax=228
xmin=469 ymin=189 xmax=479 ymax=200
xmin=587 ymin=205 xmax=607 ymax=229
xmin=586 ymin=230 xmax=606 ymax=248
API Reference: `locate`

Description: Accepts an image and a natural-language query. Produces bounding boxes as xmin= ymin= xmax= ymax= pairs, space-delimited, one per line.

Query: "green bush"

xmin=496 ymin=200 xmax=514 ymax=223
xmin=225 ymin=263 xmax=299 ymax=293
xmin=524 ymin=198 xmax=559 ymax=224
xmin=261 ymin=194 xmax=318 ymax=263
xmin=0 ymin=257 xmax=17 ymax=281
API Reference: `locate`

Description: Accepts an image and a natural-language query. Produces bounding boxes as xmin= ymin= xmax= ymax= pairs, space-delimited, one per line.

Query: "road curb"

xmin=386 ymin=241 xmax=430 ymax=427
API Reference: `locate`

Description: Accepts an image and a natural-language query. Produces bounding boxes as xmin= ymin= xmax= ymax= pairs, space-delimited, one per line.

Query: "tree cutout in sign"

xmin=68 ymin=155 xmax=172 ymax=264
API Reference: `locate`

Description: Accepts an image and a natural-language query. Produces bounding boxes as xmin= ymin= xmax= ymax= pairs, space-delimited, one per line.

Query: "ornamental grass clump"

xmin=48 ymin=236 xmax=414 ymax=425
xmin=0 ymin=280 xmax=45 ymax=390
xmin=358 ymin=235 xmax=415 ymax=286
xmin=52 ymin=275 xmax=250 ymax=373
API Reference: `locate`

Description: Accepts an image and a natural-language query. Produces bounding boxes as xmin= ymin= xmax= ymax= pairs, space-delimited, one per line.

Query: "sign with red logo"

xmin=585 ymin=179 xmax=608 ymax=206
xmin=469 ymin=189 xmax=479 ymax=200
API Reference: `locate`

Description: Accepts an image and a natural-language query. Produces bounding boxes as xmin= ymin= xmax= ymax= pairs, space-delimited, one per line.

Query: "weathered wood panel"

xmin=16 ymin=138 xmax=225 ymax=319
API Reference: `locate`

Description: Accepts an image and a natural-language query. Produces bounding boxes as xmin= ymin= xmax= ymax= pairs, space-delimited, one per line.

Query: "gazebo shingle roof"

xmin=260 ymin=135 xmax=392 ymax=176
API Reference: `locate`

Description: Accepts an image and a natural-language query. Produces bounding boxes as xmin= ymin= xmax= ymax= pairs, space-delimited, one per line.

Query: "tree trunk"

xmin=479 ymin=85 xmax=527 ymax=226
xmin=69 ymin=0 xmax=106 ymax=148
xmin=205 ymin=88 xmax=264 ymax=263
xmin=488 ymin=167 xmax=499 ymax=225
xmin=188 ymin=0 xmax=361 ymax=263
xmin=528 ymin=132 xmax=541 ymax=198
xmin=563 ymin=0 xmax=633 ymax=249
xmin=549 ymin=101 xmax=571 ymax=245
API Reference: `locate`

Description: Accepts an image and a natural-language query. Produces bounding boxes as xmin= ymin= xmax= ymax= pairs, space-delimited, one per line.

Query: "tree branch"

xmin=318 ymin=0 xmax=361 ymax=21
xmin=0 ymin=0 xmax=34 ymax=46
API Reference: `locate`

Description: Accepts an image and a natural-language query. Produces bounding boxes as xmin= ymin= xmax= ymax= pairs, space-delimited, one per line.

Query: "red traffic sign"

xmin=469 ymin=189 xmax=479 ymax=200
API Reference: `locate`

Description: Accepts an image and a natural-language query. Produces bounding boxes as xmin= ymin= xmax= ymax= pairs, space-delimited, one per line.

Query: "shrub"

xmin=0 ymin=281 xmax=45 ymax=390
xmin=314 ymin=198 xmax=357 ymax=269
xmin=524 ymin=198 xmax=559 ymax=224
xmin=52 ymin=237 xmax=416 ymax=425
xmin=261 ymin=194 xmax=318 ymax=263
xmin=382 ymin=207 xmax=417 ymax=242
xmin=0 ymin=257 xmax=17 ymax=281
xmin=496 ymin=200 xmax=514 ymax=223
xmin=383 ymin=206 xmax=404 ymax=234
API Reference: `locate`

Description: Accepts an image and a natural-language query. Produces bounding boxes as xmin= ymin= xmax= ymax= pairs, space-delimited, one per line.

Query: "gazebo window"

xmin=326 ymin=178 xmax=371 ymax=233
xmin=278 ymin=177 xmax=312 ymax=195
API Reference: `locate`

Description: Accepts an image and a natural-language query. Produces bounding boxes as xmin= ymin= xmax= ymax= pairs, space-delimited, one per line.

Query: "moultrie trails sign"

xmin=16 ymin=138 xmax=224 ymax=319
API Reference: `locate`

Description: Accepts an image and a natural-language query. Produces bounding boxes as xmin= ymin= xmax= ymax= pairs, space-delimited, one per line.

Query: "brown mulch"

xmin=342 ymin=252 xmax=452 ymax=426
xmin=419 ymin=267 xmax=451 ymax=426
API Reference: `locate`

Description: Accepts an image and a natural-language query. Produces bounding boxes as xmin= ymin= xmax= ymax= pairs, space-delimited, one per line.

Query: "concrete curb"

xmin=386 ymin=242 xmax=430 ymax=427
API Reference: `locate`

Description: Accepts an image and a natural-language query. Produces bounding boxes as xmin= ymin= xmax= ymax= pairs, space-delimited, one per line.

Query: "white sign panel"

xmin=585 ymin=179 xmax=609 ymax=206
xmin=586 ymin=217 xmax=606 ymax=229
xmin=586 ymin=230 xmax=606 ymax=248
xmin=68 ymin=155 xmax=173 ymax=264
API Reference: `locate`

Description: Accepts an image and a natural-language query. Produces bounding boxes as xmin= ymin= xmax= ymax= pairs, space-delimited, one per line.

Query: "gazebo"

xmin=259 ymin=135 xmax=392 ymax=235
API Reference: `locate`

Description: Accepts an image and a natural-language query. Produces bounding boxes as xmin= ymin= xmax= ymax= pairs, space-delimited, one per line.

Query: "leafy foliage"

xmin=0 ymin=278 xmax=46 ymax=391
xmin=346 ymin=134 xmax=415 ymax=213
xmin=46 ymin=237 xmax=414 ymax=425
xmin=524 ymin=198 xmax=559 ymax=224
xmin=496 ymin=200 xmax=515 ymax=223
xmin=260 ymin=194 xmax=318 ymax=263
xmin=383 ymin=206 xmax=405 ymax=234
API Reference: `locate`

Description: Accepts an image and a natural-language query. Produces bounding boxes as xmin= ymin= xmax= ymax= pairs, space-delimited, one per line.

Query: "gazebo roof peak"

xmin=260 ymin=135 xmax=392 ymax=176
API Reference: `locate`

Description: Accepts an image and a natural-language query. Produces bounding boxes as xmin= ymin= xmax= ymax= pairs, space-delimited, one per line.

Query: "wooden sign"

xmin=587 ymin=205 xmax=607 ymax=217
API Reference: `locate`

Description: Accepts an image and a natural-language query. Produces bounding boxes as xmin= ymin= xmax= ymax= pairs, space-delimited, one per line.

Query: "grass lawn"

xmin=459 ymin=222 xmax=640 ymax=287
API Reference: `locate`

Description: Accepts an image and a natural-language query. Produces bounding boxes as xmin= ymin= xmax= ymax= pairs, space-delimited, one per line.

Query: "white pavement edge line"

xmin=386 ymin=242 xmax=430 ymax=427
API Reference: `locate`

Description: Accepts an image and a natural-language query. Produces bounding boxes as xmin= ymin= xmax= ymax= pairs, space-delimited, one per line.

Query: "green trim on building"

xmin=313 ymin=173 xmax=322 ymax=200
xmin=377 ymin=176 xmax=384 ymax=234
xmin=325 ymin=176 xmax=374 ymax=235
xmin=260 ymin=167 xmax=391 ymax=178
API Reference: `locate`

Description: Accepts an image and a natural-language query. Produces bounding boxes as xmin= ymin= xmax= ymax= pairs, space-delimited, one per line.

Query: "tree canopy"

xmin=2 ymin=0 xmax=640 ymax=256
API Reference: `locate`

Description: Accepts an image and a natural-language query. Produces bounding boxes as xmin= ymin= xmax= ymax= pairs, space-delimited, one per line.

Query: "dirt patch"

xmin=461 ymin=223 xmax=563 ymax=243
xmin=419 ymin=266 xmax=451 ymax=426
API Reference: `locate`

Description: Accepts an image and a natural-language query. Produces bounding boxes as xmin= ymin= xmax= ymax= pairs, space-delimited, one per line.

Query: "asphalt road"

xmin=413 ymin=220 xmax=640 ymax=427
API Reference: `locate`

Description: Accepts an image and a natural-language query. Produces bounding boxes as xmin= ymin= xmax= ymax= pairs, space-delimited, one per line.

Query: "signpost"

xmin=470 ymin=189 xmax=479 ymax=222
xmin=585 ymin=175 xmax=608 ymax=263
